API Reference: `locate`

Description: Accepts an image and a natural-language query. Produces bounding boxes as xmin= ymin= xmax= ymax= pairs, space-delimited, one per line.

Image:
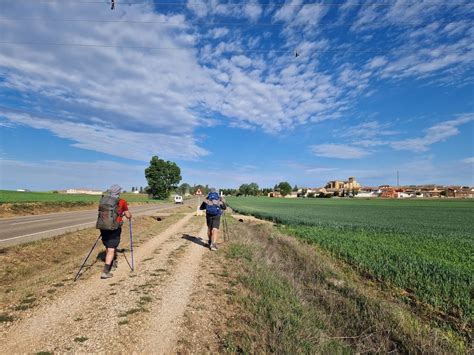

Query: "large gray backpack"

xmin=96 ymin=194 xmax=120 ymax=230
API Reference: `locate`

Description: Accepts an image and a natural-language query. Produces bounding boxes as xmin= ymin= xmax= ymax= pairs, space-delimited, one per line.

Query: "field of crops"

xmin=226 ymin=197 xmax=474 ymax=327
xmin=0 ymin=190 xmax=160 ymax=203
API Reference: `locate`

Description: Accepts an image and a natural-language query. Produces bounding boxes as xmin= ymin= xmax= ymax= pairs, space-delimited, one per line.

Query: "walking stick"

xmin=117 ymin=248 xmax=133 ymax=271
xmin=74 ymin=235 xmax=101 ymax=282
xmin=129 ymin=219 xmax=134 ymax=271
xmin=223 ymin=211 xmax=229 ymax=242
xmin=225 ymin=215 xmax=229 ymax=240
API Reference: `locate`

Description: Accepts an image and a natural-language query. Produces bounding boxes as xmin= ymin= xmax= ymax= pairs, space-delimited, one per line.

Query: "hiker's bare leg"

xmin=211 ymin=228 xmax=219 ymax=245
xmin=105 ymin=247 xmax=115 ymax=265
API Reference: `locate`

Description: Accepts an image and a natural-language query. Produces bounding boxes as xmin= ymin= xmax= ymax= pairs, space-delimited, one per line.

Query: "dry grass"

xmin=0 ymin=212 xmax=185 ymax=323
xmin=178 ymin=217 xmax=467 ymax=353
xmin=0 ymin=200 xmax=182 ymax=218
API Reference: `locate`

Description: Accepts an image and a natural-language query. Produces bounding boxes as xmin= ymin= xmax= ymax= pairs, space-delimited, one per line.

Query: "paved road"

xmin=0 ymin=201 xmax=196 ymax=247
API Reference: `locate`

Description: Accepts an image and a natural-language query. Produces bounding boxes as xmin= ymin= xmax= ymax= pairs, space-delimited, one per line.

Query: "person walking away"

xmin=96 ymin=184 xmax=132 ymax=279
xmin=200 ymin=188 xmax=226 ymax=251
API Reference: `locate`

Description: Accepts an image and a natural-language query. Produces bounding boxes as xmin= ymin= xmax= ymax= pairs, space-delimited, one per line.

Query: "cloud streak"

xmin=390 ymin=114 xmax=474 ymax=152
xmin=310 ymin=144 xmax=370 ymax=159
xmin=0 ymin=109 xmax=208 ymax=161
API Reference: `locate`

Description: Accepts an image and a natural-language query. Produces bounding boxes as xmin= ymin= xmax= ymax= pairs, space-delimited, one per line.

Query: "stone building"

xmin=325 ymin=177 xmax=361 ymax=191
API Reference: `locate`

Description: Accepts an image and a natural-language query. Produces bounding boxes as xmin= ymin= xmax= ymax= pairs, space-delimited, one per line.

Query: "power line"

xmin=2 ymin=0 xmax=473 ymax=8
xmin=1 ymin=16 xmax=471 ymax=27
xmin=0 ymin=40 xmax=471 ymax=54
xmin=0 ymin=40 xmax=289 ymax=52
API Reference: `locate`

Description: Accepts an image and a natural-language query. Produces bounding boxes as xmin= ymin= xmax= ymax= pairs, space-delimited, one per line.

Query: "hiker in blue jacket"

xmin=200 ymin=188 xmax=226 ymax=251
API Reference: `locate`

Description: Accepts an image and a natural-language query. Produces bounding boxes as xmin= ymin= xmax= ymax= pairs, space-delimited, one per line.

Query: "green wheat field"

xmin=226 ymin=197 xmax=474 ymax=326
xmin=0 ymin=190 xmax=159 ymax=203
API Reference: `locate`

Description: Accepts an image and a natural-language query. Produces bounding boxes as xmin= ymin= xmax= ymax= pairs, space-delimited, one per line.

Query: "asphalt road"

xmin=0 ymin=201 xmax=195 ymax=247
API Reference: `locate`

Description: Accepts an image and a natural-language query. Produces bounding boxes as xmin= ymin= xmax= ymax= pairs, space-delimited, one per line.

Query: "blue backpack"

xmin=206 ymin=192 xmax=221 ymax=216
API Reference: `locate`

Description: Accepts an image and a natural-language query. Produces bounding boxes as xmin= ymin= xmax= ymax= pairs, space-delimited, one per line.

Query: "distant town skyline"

xmin=1 ymin=1 xmax=473 ymax=191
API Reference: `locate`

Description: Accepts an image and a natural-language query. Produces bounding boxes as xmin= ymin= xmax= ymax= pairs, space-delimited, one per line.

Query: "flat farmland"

xmin=0 ymin=190 xmax=158 ymax=203
xmin=226 ymin=197 xmax=474 ymax=329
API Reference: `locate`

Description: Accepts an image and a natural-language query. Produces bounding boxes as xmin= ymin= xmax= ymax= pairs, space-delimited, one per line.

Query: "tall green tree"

xmin=145 ymin=156 xmax=182 ymax=199
xmin=178 ymin=183 xmax=190 ymax=195
xmin=248 ymin=182 xmax=260 ymax=196
xmin=239 ymin=183 xmax=250 ymax=196
xmin=278 ymin=181 xmax=292 ymax=196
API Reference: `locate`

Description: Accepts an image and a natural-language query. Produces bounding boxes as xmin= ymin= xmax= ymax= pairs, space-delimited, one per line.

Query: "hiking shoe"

xmin=101 ymin=272 xmax=113 ymax=279
xmin=112 ymin=259 xmax=118 ymax=271
xmin=210 ymin=243 xmax=218 ymax=251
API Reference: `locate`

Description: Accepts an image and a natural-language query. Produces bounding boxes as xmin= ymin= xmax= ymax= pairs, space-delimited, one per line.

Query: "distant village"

xmin=18 ymin=177 xmax=474 ymax=199
xmin=269 ymin=177 xmax=474 ymax=199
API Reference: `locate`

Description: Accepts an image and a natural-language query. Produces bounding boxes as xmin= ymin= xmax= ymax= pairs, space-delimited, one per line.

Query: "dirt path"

xmin=136 ymin=224 xmax=208 ymax=353
xmin=0 ymin=212 xmax=211 ymax=353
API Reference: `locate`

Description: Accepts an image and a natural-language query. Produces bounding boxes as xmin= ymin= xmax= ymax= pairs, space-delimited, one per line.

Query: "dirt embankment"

xmin=0 ymin=201 xmax=168 ymax=218
xmin=0 ymin=202 xmax=96 ymax=218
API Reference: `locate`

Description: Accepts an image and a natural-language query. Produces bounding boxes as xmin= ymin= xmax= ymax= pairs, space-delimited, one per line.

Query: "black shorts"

xmin=206 ymin=215 xmax=221 ymax=230
xmin=101 ymin=227 xmax=122 ymax=249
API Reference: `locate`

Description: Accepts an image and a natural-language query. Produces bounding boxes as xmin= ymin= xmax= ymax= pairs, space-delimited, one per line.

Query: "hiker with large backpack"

xmin=200 ymin=188 xmax=226 ymax=251
xmin=96 ymin=184 xmax=132 ymax=279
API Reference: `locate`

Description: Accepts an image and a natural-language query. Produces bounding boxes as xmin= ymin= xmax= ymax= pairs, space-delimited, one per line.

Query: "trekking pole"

xmin=74 ymin=235 xmax=101 ymax=282
xmin=129 ymin=219 xmax=134 ymax=271
xmin=223 ymin=211 xmax=229 ymax=242
xmin=225 ymin=215 xmax=229 ymax=241
xmin=119 ymin=249 xmax=133 ymax=271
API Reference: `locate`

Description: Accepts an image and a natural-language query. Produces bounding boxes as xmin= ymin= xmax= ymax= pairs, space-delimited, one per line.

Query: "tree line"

xmin=142 ymin=155 xmax=299 ymax=199
xmin=221 ymin=181 xmax=296 ymax=197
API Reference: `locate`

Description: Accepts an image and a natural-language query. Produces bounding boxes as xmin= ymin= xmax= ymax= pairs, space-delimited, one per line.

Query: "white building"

xmin=66 ymin=188 xmax=103 ymax=195
xmin=354 ymin=191 xmax=377 ymax=198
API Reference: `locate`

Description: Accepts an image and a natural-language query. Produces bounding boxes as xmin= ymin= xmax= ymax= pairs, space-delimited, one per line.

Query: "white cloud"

xmin=462 ymin=157 xmax=474 ymax=164
xmin=273 ymin=0 xmax=302 ymax=23
xmin=0 ymin=0 xmax=473 ymax=167
xmin=243 ymin=1 xmax=263 ymax=22
xmin=186 ymin=0 xmax=209 ymax=18
xmin=390 ymin=114 xmax=474 ymax=152
xmin=351 ymin=139 xmax=387 ymax=148
xmin=231 ymin=55 xmax=253 ymax=68
xmin=310 ymin=144 xmax=370 ymax=159
xmin=0 ymin=3 xmax=226 ymax=160
xmin=337 ymin=120 xmax=398 ymax=140
xmin=348 ymin=1 xmax=474 ymax=84
xmin=366 ymin=56 xmax=388 ymax=70
xmin=1 ymin=109 xmax=208 ymax=161
xmin=207 ymin=27 xmax=229 ymax=39
xmin=0 ymin=1 xmax=360 ymax=142
xmin=294 ymin=4 xmax=328 ymax=26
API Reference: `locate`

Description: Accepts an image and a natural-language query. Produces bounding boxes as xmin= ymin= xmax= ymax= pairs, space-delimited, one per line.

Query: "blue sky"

xmin=0 ymin=0 xmax=473 ymax=191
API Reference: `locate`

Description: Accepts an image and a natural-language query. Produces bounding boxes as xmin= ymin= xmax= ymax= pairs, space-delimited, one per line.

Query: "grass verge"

xmin=211 ymin=218 xmax=466 ymax=353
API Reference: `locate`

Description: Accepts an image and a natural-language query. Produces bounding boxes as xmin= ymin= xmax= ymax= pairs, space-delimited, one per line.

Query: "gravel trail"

xmin=0 ymin=212 xmax=210 ymax=353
